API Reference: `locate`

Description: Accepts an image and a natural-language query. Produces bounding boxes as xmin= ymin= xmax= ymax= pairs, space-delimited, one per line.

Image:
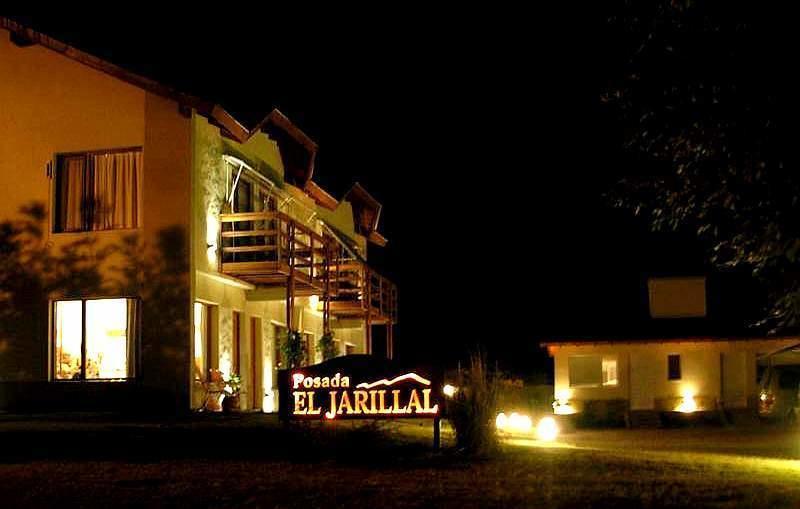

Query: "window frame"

xmin=568 ymin=354 xmax=619 ymax=388
xmin=51 ymin=146 xmax=143 ymax=235
xmin=50 ymin=296 xmax=140 ymax=382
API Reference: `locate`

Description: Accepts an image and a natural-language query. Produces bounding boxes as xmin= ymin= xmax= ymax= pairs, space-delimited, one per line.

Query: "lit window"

xmin=569 ymin=355 xmax=618 ymax=387
xmin=53 ymin=298 xmax=137 ymax=380
xmin=194 ymin=303 xmax=206 ymax=380
xmin=602 ymin=357 xmax=618 ymax=386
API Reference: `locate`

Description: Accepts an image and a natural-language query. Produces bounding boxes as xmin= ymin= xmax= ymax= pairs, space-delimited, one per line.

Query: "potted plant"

xmin=222 ymin=373 xmax=242 ymax=413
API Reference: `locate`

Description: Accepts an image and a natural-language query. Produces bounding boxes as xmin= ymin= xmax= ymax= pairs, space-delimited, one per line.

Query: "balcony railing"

xmin=219 ymin=211 xmax=331 ymax=295
xmin=329 ymin=258 xmax=397 ymax=325
xmin=219 ymin=211 xmax=397 ymax=324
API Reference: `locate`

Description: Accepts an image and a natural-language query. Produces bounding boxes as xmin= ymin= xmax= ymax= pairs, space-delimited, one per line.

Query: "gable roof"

xmin=0 ymin=16 xmax=315 ymax=158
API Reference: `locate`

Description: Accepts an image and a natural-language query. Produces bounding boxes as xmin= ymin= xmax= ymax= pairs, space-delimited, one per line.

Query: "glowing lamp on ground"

xmin=496 ymin=412 xmax=533 ymax=434
xmin=552 ymin=388 xmax=577 ymax=415
xmin=536 ymin=416 xmax=559 ymax=442
xmin=496 ymin=412 xmax=509 ymax=431
xmin=675 ymin=387 xmax=698 ymax=413
xmin=443 ymin=384 xmax=458 ymax=398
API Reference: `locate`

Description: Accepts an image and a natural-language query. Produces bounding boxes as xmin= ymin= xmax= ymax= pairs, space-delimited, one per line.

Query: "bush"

xmin=318 ymin=332 xmax=337 ymax=361
xmin=447 ymin=352 xmax=499 ymax=456
xmin=281 ymin=330 xmax=305 ymax=368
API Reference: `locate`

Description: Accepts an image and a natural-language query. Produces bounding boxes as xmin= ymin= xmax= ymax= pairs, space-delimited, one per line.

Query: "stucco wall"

xmin=550 ymin=339 xmax=799 ymax=411
xmin=0 ymin=31 xmax=193 ymax=411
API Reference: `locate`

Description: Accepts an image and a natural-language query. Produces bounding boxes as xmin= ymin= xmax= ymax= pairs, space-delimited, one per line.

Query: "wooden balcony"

xmin=329 ymin=260 xmax=397 ymax=325
xmin=219 ymin=211 xmax=332 ymax=296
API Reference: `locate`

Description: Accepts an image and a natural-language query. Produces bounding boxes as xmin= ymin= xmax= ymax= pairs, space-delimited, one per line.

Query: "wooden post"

xmin=323 ymin=239 xmax=331 ymax=334
xmin=364 ymin=264 xmax=372 ymax=355
xmin=286 ymin=222 xmax=295 ymax=332
xmin=386 ymin=323 xmax=393 ymax=360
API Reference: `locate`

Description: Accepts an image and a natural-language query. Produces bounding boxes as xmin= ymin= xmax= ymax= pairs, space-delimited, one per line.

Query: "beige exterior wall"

xmin=189 ymin=115 xmax=367 ymax=413
xmin=550 ymin=339 xmax=799 ymax=412
xmin=0 ymin=31 xmax=192 ymax=409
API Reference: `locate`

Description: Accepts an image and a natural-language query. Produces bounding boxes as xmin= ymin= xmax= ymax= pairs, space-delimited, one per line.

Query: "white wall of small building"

xmin=550 ymin=339 xmax=800 ymax=412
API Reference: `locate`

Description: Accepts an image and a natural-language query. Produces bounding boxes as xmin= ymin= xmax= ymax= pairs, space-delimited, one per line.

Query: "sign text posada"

xmin=278 ymin=355 xmax=442 ymax=421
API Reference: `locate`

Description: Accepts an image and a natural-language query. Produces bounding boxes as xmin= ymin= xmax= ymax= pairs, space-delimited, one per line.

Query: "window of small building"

xmin=568 ymin=355 xmax=618 ymax=387
xmin=52 ymin=298 xmax=138 ymax=380
xmin=668 ymin=354 xmax=682 ymax=381
xmin=53 ymin=148 xmax=141 ymax=233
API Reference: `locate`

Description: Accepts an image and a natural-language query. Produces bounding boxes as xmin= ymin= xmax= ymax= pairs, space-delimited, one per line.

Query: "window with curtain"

xmin=54 ymin=148 xmax=141 ymax=232
xmin=53 ymin=297 xmax=138 ymax=380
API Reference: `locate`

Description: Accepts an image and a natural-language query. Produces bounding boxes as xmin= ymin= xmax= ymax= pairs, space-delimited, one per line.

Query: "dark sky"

xmin=8 ymin=10 xmax=762 ymax=376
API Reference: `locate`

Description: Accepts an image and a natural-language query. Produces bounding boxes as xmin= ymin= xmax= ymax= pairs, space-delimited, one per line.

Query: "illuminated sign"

xmin=279 ymin=355 xmax=442 ymax=421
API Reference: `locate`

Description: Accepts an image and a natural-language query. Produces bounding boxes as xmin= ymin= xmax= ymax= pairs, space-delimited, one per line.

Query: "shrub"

xmin=448 ymin=351 xmax=499 ymax=456
xmin=281 ymin=330 xmax=305 ymax=368
xmin=318 ymin=331 xmax=337 ymax=361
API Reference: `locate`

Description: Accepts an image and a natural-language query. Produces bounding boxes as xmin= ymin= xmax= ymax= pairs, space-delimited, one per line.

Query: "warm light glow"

xmin=553 ymin=388 xmax=577 ymax=415
xmin=206 ymin=212 xmax=219 ymax=265
xmin=54 ymin=300 xmax=83 ymax=380
xmin=536 ymin=417 xmax=559 ymax=442
xmin=85 ymin=299 xmax=129 ymax=379
xmin=496 ymin=412 xmax=533 ymax=434
xmin=309 ymin=295 xmax=320 ymax=312
xmin=262 ymin=390 xmax=276 ymax=413
xmin=675 ymin=387 xmax=698 ymax=413
xmin=553 ymin=403 xmax=577 ymax=416
xmin=291 ymin=372 xmax=439 ymax=419
xmin=443 ymin=384 xmax=458 ymax=397
xmin=496 ymin=412 xmax=508 ymax=431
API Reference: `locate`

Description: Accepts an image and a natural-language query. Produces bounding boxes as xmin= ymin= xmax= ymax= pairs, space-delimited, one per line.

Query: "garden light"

xmin=496 ymin=412 xmax=533 ymax=434
xmin=496 ymin=412 xmax=508 ymax=431
xmin=536 ymin=416 xmax=559 ymax=442
xmin=443 ymin=384 xmax=458 ymax=398
xmin=675 ymin=387 xmax=698 ymax=413
xmin=552 ymin=388 xmax=577 ymax=415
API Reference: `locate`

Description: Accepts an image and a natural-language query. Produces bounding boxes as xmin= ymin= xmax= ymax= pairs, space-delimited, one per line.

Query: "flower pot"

xmin=222 ymin=394 xmax=240 ymax=413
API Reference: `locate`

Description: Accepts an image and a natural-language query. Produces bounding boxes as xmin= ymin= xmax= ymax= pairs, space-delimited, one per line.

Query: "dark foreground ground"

xmin=2 ymin=414 xmax=800 ymax=508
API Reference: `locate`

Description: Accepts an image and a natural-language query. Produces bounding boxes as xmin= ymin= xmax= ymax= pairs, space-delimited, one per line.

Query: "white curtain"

xmin=92 ymin=151 xmax=140 ymax=230
xmin=59 ymin=156 xmax=88 ymax=232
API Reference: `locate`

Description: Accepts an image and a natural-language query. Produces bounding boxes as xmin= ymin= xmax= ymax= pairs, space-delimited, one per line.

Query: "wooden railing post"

xmin=364 ymin=264 xmax=372 ymax=355
xmin=323 ymin=239 xmax=331 ymax=334
xmin=286 ymin=221 xmax=295 ymax=332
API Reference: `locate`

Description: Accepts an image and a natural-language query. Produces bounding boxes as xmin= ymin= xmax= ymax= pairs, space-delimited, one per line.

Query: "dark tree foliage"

xmin=606 ymin=1 xmax=800 ymax=331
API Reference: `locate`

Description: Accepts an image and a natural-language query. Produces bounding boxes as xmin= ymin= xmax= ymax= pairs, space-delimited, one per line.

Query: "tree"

xmin=606 ymin=1 xmax=800 ymax=331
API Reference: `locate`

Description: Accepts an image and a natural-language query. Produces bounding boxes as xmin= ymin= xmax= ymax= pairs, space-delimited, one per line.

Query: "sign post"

xmin=279 ymin=355 xmax=443 ymax=446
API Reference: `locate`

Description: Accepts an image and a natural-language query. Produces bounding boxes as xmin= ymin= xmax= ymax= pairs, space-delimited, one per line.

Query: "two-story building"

xmin=0 ymin=17 xmax=396 ymax=413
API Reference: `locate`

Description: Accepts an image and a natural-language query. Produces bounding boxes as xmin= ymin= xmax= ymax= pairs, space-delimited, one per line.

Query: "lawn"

xmin=2 ymin=415 xmax=800 ymax=508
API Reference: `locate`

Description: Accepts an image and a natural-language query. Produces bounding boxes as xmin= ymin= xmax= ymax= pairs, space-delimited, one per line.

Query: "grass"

xmin=3 ymin=415 xmax=800 ymax=507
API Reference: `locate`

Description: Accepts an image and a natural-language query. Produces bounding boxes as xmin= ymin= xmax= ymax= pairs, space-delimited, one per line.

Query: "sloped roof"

xmin=0 ymin=16 xmax=315 ymax=156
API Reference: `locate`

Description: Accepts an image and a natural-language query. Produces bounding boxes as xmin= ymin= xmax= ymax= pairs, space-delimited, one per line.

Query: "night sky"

xmin=8 ymin=11 xmax=768 ymax=377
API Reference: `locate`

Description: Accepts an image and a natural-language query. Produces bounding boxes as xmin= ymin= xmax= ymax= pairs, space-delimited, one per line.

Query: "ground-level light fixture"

xmin=675 ymin=387 xmax=698 ymax=413
xmin=496 ymin=412 xmax=533 ymax=434
xmin=552 ymin=388 xmax=577 ymax=415
xmin=536 ymin=416 xmax=559 ymax=442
